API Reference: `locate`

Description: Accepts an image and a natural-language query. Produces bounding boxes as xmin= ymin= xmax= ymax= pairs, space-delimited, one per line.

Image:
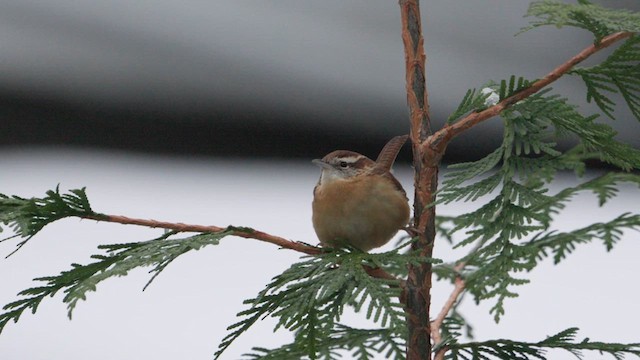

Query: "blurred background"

xmin=1 ymin=1 xmax=639 ymax=359
xmin=1 ymin=0 xmax=639 ymax=159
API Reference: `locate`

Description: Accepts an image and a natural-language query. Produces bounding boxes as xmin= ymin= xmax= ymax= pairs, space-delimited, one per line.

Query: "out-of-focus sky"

xmin=1 ymin=0 xmax=639 ymax=159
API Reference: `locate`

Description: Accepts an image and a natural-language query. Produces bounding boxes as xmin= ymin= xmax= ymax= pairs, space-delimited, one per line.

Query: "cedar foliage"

xmin=1 ymin=1 xmax=640 ymax=359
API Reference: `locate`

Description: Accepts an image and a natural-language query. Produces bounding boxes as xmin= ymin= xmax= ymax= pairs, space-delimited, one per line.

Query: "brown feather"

xmin=374 ymin=135 xmax=409 ymax=172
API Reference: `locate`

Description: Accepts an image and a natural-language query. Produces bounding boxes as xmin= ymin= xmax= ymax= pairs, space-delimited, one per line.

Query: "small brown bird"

xmin=312 ymin=135 xmax=410 ymax=252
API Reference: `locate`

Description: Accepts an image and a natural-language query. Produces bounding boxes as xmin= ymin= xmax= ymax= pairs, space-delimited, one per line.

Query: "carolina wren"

xmin=312 ymin=135 xmax=410 ymax=252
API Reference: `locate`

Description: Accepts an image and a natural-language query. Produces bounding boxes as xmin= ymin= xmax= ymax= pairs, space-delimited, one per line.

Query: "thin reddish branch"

xmin=431 ymin=270 xmax=465 ymax=337
xmin=84 ymin=213 xmax=322 ymax=254
xmin=430 ymin=262 xmax=467 ymax=360
xmin=428 ymin=31 xmax=634 ymax=153
xmin=431 ymin=278 xmax=465 ymax=360
xmin=82 ymin=213 xmax=403 ymax=287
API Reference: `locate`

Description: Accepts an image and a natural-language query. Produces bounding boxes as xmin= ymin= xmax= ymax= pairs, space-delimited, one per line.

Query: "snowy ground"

xmin=1 ymin=147 xmax=638 ymax=360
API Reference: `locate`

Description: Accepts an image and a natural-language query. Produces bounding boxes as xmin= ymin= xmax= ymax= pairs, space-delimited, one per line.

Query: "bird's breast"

xmin=312 ymin=175 xmax=410 ymax=251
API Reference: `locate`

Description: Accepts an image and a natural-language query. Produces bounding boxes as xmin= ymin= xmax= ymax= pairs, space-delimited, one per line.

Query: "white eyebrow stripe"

xmin=337 ymin=156 xmax=362 ymax=164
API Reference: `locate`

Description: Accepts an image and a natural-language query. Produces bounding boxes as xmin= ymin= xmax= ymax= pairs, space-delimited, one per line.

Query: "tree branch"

xmin=82 ymin=213 xmax=403 ymax=287
xmin=411 ymin=31 xmax=633 ymax=360
xmin=84 ymin=213 xmax=322 ymax=255
xmin=428 ymin=31 xmax=634 ymax=153
xmin=398 ymin=0 xmax=437 ymax=359
xmin=430 ymin=263 xmax=467 ymax=360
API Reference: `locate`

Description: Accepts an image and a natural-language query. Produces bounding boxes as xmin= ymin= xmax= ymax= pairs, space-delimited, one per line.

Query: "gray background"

xmin=1 ymin=0 xmax=639 ymax=158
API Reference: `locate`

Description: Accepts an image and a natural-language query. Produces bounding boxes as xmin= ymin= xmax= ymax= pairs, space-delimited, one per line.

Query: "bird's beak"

xmin=312 ymin=159 xmax=332 ymax=170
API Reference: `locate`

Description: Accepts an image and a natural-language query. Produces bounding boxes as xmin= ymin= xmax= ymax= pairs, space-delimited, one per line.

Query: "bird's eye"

xmin=339 ymin=161 xmax=348 ymax=168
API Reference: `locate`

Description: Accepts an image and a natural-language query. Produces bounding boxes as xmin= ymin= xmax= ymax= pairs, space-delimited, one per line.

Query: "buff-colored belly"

xmin=312 ymin=176 xmax=410 ymax=252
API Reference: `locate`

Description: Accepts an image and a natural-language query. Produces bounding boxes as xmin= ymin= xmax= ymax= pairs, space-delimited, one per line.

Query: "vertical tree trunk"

xmin=398 ymin=1 xmax=438 ymax=359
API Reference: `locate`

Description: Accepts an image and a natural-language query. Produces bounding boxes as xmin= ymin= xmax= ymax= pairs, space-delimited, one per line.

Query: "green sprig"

xmin=215 ymin=248 xmax=439 ymax=359
xmin=0 ymin=187 xmax=94 ymax=255
xmin=0 ymin=230 xmax=229 ymax=334
xmin=571 ymin=35 xmax=640 ymax=121
xmin=524 ymin=1 xmax=640 ymax=41
xmin=445 ymin=327 xmax=640 ymax=360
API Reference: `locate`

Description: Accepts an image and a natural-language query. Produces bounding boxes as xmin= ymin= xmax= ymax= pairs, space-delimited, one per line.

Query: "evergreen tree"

xmin=1 ymin=1 xmax=640 ymax=359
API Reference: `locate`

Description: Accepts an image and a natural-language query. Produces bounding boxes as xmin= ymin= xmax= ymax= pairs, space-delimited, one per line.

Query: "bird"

xmin=311 ymin=135 xmax=410 ymax=252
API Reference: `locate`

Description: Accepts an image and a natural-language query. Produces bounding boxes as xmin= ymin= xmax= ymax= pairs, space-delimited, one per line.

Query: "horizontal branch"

xmin=82 ymin=213 xmax=403 ymax=287
xmin=84 ymin=213 xmax=322 ymax=255
xmin=428 ymin=31 xmax=634 ymax=153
